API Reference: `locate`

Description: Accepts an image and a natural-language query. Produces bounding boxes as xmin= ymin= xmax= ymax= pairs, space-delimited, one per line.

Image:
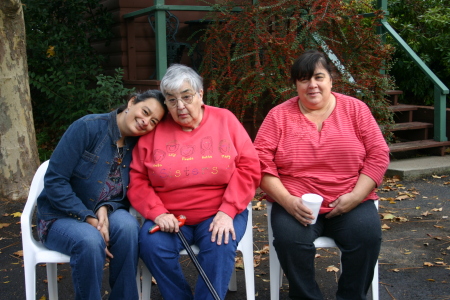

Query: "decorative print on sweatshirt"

xmin=201 ymin=136 xmax=213 ymax=157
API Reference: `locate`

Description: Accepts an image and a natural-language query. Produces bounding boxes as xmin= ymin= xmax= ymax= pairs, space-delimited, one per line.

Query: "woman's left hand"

xmin=96 ymin=206 xmax=113 ymax=259
xmin=209 ymin=211 xmax=235 ymax=245
xmin=325 ymin=192 xmax=361 ymax=218
xmin=326 ymin=174 xmax=377 ymax=219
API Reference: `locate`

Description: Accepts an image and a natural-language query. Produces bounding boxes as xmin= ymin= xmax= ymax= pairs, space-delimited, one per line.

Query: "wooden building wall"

xmin=93 ymin=0 xmax=217 ymax=90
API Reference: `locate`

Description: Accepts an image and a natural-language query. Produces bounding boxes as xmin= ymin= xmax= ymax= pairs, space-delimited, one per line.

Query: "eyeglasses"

xmin=165 ymin=92 xmax=197 ymax=107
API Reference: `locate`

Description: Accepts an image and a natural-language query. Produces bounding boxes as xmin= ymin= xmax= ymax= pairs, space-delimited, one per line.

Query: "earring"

xmin=125 ymin=109 xmax=129 ymax=114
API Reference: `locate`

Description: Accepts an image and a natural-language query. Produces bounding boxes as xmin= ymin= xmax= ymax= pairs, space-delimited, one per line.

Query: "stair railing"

xmin=376 ymin=0 xmax=448 ymax=142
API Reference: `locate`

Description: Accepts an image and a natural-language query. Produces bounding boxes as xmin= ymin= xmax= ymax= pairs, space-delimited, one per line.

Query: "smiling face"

xmin=165 ymin=81 xmax=204 ymax=131
xmin=296 ymin=63 xmax=333 ymax=110
xmin=119 ymin=97 xmax=165 ymax=137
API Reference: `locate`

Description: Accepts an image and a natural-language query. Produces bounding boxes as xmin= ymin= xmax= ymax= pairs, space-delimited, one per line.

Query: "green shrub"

xmin=23 ymin=0 xmax=134 ymax=159
xmin=388 ymin=0 xmax=450 ymax=105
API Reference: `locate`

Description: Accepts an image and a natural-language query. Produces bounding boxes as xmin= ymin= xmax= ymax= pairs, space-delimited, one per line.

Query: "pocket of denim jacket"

xmin=73 ymin=151 xmax=99 ymax=179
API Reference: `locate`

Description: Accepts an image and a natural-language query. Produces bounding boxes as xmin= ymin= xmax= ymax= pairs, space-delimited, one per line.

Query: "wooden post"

xmin=434 ymin=85 xmax=448 ymax=142
xmin=126 ymin=18 xmax=136 ymax=80
xmin=155 ymin=0 xmax=168 ymax=80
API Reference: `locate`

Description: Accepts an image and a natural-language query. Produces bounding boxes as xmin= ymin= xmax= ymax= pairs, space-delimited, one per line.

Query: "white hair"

xmin=160 ymin=64 xmax=203 ymax=96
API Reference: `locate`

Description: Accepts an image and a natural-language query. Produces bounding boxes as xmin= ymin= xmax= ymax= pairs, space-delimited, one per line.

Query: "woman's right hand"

xmin=154 ymin=213 xmax=180 ymax=233
xmin=283 ymin=195 xmax=315 ymax=226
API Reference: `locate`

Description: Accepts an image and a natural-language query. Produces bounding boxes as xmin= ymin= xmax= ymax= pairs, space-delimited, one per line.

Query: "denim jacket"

xmin=37 ymin=110 xmax=138 ymax=224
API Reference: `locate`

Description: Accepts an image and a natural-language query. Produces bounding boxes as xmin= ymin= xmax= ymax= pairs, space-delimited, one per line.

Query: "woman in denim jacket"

xmin=36 ymin=90 xmax=167 ymax=300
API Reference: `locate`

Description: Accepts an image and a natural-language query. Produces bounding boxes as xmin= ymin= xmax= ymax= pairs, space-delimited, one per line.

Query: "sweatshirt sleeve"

xmin=128 ymin=136 xmax=169 ymax=221
xmin=357 ymin=103 xmax=390 ymax=186
xmin=218 ymin=116 xmax=261 ymax=218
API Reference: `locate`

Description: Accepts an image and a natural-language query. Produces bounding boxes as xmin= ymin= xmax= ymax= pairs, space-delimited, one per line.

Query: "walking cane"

xmin=149 ymin=216 xmax=222 ymax=300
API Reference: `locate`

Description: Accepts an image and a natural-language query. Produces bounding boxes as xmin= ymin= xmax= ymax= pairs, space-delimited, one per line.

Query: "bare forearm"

xmin=260 ymin=174 xmax=291 ymax=206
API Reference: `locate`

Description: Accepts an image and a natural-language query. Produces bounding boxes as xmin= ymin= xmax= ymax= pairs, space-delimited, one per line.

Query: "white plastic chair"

xmin=130 ymin=202 xmax=255 ymax=300
xmin=21 ymin=160 xmax=141 ymax=299
xmin=266 ymin=201 xmax=379 ymax=300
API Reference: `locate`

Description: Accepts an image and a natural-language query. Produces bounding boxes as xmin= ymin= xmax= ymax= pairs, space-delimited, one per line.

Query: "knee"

xmin=73 ymin=232 xmax=105 ymax=257
xmin=116 ymin=219 xmax=139 ymax=238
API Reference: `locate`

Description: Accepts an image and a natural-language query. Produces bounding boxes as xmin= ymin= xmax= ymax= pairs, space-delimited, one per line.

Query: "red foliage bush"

xmin=199 ymin=0 xmax=395 ymax=140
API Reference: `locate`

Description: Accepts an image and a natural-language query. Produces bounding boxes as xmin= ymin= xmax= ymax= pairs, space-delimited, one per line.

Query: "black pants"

xmin=271 ymin=200 xmax=381 ymax=300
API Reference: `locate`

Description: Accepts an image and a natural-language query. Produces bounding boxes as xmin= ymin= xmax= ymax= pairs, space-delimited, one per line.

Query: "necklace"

xmin=116 ymin=144 xmax=124 ymax=164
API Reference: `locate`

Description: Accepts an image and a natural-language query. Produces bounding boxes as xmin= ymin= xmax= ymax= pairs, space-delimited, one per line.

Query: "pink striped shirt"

xmin=254 ymin=92 xmax=390 ymax=214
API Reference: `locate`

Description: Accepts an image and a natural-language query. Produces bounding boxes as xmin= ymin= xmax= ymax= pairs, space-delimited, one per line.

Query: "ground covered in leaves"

xmin=0 ymin=175 xmax=449 ymax=299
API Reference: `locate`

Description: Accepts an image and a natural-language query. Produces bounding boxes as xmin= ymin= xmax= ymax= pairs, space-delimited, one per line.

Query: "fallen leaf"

xmin=254 ymin=244 xmax=270 ymax=255
xmin=422 ymin=211 xmax=431 ymax=217
xmin=381 ymin=224 xmax=391 ymax=230
xmin=416 ymin=207 xmax=421 ymax=210
xmin=381 ymin=213 xmax=395 ymax=220
xmin=13 ymin=250 xmax=23 ymax=257
xmin=396 ymin=195 xmax=409 ymax=200
xmin=424 ymin=262 xmax=434 ymax=267
xmin=431 ymin=207 xmax=443 ymax=212
xmin=427 ymin=279 xmax=435 ymax=282
xmin=432 ymin=175 xmax=442 ymax=179
xmin=39 ymin=295 xmax=47 ymax=300
xmin=434 ymin=225 xmax=444 ymax=229
xmin=11 ymin=212 xmax=22 ymax=218
xmin=0 ymin=223 xmax=10 ymax=229
xmin=395 ymin=217 xmax=408 ymax=222
xmin=392 ymin=269 xmax=400 ymax=272
xmin=235 ymin=257 xmax=244 ymax=269
xmin=326 ymin=265 xmax=339 ymax=273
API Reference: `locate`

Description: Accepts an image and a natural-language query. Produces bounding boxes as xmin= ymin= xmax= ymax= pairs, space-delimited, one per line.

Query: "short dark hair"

xmin=290 ymin=50 xmax=332 ymax=85
xmin=118 ymin=89 xmax=168 ymax=114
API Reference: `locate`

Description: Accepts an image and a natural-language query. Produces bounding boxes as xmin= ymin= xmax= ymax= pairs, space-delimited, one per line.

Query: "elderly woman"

xmin=37 ymin=90 xmax=167 ymax=300
xmin=128 ymin=64 xmax=260 ymax=299
xmin=254 ymin=50 xmax=390 ymax=299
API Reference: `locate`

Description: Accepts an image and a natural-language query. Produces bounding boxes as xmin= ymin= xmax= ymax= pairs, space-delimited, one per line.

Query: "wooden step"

xmin=389 ymin=139 xmax=450 ymax=155
xmin=389 ymin=121 xmax=433 ymax=132
xmin=388 ymin=104 xmax=418 ymax=112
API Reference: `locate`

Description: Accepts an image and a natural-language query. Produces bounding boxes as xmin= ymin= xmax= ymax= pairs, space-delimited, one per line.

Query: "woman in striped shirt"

xmin=254 ymin=50 xmax=390 ymax=300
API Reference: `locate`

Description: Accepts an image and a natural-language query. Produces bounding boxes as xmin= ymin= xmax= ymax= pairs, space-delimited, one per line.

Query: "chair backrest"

xmin=21 ymin=160 xmax=49 ymax=247
xmin=148 ymin=10 xmax=180 ymax=43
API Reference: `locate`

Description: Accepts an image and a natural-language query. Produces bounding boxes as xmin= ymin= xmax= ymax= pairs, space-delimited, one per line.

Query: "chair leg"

xmin=242 ymin=248 xmax=255 ymax=300
xmin=372 ymin=261 xmax=379 ymax=300
xmin=228 ymin=268 xmax=237 ymax=291
xmin=24 ymin=261 xmax=37 ymax=300
xmin=136 ymin=261 xmax=142 ymax=300
xmin=141 ymin=263 xmax=152 ymax=300
xmin=46 ymin=263 xmax=59 ymax=300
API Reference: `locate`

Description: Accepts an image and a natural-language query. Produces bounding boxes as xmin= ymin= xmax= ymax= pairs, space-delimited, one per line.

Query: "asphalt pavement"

xmin=1 ymin=156 xmax=449 ymax=299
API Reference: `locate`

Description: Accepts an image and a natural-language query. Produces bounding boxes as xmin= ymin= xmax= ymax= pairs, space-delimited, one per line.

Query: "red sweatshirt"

xmin=128 ymin=105 xmax=261 ymax=225
xmin=254 ymin=92 xmax=390 ymax=214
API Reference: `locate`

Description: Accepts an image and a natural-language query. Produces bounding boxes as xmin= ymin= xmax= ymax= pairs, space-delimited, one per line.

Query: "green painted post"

xmin=434 ymin=85 xmax=448 ymax=142
xmin=155 ymin=0 xmax=167 ymax=80
xmin=376 ymin=0 xmax=388 ymax=75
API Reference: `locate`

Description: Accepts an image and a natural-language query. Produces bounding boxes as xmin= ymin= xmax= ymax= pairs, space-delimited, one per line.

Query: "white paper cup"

xmin=301 ymin=193 xmax=323 ymax=224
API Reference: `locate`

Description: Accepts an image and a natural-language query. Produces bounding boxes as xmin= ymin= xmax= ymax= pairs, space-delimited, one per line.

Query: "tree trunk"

xmin=0 ymin=0 xmax=39 ymax=201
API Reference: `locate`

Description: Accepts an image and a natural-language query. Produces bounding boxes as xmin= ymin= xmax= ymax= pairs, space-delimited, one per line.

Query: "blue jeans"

xmin=139 ymin=209 xmax=248 ymax=300
xmin=271 ymin=201 xmax=381 ymax=300
xmin=44 ymin=209 xmax=139 ymax=300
